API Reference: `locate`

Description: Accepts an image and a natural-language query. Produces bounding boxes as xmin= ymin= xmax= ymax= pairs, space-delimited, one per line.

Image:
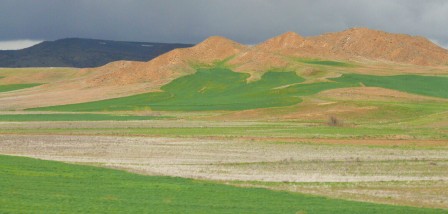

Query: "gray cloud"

xmin=1 ymin=0 xmax=447 ymax=48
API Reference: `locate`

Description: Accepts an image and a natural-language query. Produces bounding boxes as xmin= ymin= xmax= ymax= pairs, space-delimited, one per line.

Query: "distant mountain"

xmin=0 ymin=38 xmax=193 ymax=68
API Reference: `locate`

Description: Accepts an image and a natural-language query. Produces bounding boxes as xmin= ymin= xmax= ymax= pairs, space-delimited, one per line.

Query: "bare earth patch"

xmin=317 ymin=87 xmax=448 ymax=102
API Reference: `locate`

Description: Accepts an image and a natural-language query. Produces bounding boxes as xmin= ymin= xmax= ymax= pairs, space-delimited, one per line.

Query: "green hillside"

xmin=296 ymin=58 xmax=355 ymax=67
xmin=0 ymin=83 xmax=41 ymax=93
xmin=0 ymin=155 xmax=443 ymax=213
xmin=333 ymin=74 xmax=448 ymax=99
xmin=31 ymin=67 xmax=448 ymax=112
xmin=30 ymin=68 xmax=353 ymax=111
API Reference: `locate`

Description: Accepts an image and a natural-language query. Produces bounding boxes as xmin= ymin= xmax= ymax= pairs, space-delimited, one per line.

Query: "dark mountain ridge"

xmin=0 ymin=38 xmax=193 ymax=68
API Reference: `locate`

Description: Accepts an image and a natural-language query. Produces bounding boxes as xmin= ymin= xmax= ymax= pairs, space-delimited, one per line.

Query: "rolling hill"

xmin=0 ymin=38 xmax=193 ymax=68
xmin=82 ymin=27 xmax=448 ymax=88
xmin=249 ymin=28 xmax=448 ymax=66
xmin=0 ymin=27 xmax=447 ymax=112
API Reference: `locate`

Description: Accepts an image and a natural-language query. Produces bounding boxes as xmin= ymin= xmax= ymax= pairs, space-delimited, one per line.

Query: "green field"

xmin=0 ymin=83 xmax=41 ymax=93
xmin=30 ymin=67 xmax=448 ymax=112
xmin=0 ymin=114 xmax=165 ymax=121
xmin=30 ymin=67 xmax=354 ymax=112
xmin=296 ymin=58 xmax=355 ymax=67
xmin=333 ymin=74 xmax=448 ymax=98
xmin=31 ymin=68 xmax=307 ymax=111
xmin=1 ymin=66 xmax=448 ymax=212
xmin=0 ymin=155 xmax=443 ymax=213
xmin=1 ymin=121 xmax=446 ymax=140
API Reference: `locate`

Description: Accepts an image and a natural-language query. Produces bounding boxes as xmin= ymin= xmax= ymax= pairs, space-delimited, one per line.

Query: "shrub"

xmin=327 ymin=116 xmax=343 ymax=127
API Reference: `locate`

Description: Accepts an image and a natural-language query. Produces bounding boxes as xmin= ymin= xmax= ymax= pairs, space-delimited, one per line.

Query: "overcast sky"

xmin=1 ymin=0 xmax=447 ymax=49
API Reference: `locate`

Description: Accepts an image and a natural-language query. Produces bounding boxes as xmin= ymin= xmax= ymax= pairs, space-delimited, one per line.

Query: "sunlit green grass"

xmin=0 ymin=155 xmax=443 ymax=213
xmin=296 ymin=58 xmax=355 ymax=67
xmin=0 ymin=83 xmax=41 ymax=92
xmin=0 ymin=114 xmax=165 ymax=121
xmin=30 ymin=68 xmax=354 ymax=111
xmin=30 ymin=67 xmax=447 ymax=112
xmin=333 ymin=74 xmax=448 ymax=98
xmin=1 ymin=123 xmax=445 ymax=140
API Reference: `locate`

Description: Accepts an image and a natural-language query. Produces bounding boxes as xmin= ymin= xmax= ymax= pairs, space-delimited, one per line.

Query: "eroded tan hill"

xmin=68 ymin=28 xmax=448 ymax=88
xmin=86 ymin=36 xmax=247 ymax=87
xmin=0 ymin=37 xmax=247 ymax=109
xmin=230 ymin=28 xmax=448 ymax=72
xmin=305 ymin=28 xmax=448 ymax=65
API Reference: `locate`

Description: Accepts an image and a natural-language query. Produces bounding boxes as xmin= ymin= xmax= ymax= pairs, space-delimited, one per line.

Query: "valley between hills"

xmin=1 ymin=28 xmax=448 ymax=213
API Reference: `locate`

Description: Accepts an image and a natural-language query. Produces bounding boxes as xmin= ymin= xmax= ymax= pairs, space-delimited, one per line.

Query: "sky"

xmin=1 ymin=0 xmax=447 ymax=49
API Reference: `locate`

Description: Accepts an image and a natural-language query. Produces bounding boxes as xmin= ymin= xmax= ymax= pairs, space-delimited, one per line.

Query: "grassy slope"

xmin=0 ymin=83 xmax=41 ymax=92
xmin=0 ymin=114 xmax=164 ymax=121
xmin=333 ymin=74 xmax=448 ymax=99
xmin=0 ymin=155 xmax=443 ymax=214
xmin=296 ymin=58 xmax=355 ymax=67
xmin=31 ymin=68 xmax=354 ymax=111
xmin=29 ymin=67 xmax=448 ymax=112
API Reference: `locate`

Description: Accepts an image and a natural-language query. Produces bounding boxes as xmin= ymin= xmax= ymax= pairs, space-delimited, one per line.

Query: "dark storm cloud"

xmin=1 ymin=0 xmax=447 ymax=47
